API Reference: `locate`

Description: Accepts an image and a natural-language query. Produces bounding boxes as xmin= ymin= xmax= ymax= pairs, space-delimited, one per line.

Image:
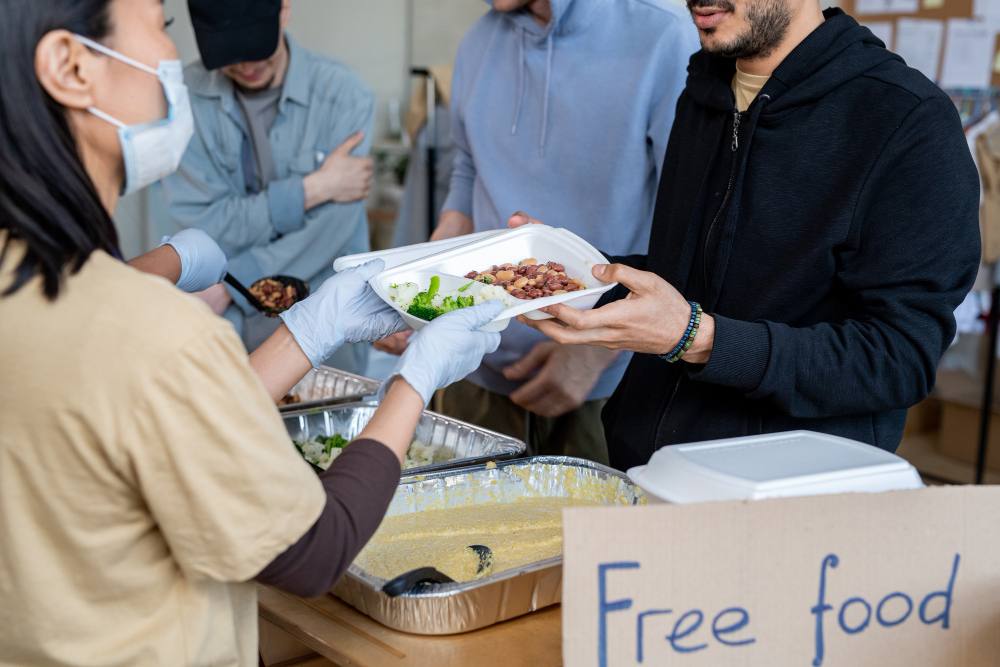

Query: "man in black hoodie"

xmin=512 ymin=0 xmax=981 ymax=471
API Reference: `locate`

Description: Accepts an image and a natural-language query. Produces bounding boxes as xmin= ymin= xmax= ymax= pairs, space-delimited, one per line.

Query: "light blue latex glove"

xmin=280 ymin=259 xmax=408 ymax=369
xmin=159 ymin=229 xmax=227 ymax=293
xmin=381 ymin=300 xmax=504 ymax=406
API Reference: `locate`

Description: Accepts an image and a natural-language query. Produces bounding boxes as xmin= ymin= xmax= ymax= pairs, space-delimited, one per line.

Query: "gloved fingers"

xmin=357 ymin=311 xmax=409 ymax=343
xmin=433 ymin=299 xmax=505 ymax=330
xmin=339 ymin=258 xmax=386 ymax=283
xmin=481 ymin=331 xmax=502 ymax=355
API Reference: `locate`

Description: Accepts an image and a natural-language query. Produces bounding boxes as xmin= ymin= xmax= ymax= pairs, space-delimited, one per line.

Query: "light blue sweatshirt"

xmin=444 ymin=0 xmax=699 ymax=399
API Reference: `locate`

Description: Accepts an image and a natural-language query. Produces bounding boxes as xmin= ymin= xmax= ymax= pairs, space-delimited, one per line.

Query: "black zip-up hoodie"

xmin=600 ymin=9 xmax=980 ymax=471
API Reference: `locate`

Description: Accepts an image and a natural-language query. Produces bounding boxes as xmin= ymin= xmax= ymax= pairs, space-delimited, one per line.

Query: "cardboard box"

xmin=562 ymin=486 xmax=1000 ymax=667
xmin=938 ymin=400 xmax=1000 ymax=474
xmin=904 ymin=397 xmax=940 ymax=435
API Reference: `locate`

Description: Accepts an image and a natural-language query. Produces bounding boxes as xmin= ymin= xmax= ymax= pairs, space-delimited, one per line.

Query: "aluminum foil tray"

xmin=277 ymin=366 xmax=380 ymax=413
xmin=282 ymin=402 xmax=526 ymax=475
xmin=331 ymin=456 xmax=645 ymax=635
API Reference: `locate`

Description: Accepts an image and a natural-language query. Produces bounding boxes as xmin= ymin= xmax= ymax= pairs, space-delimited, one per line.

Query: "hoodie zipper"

xmin=702 ymin=109 xmax=742 ymax=297
xmin=654 ymin=109 xmax=742 ymax=450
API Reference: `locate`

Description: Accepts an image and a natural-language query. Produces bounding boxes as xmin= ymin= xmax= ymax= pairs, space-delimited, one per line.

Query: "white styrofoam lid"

xmin=627 ymin=430 xmax=923 ymax=504
xmin=333 ymin=229 xmax=506 ymax=272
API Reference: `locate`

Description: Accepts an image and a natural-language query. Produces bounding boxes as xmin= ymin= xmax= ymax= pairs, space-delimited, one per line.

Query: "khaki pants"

xmin=438 ymin=380 xmax=610 ymax=465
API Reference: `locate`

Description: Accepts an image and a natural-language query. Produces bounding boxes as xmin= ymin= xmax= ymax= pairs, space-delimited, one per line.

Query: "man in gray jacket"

xmin=164 ymin=0 xmax=374 ymax=372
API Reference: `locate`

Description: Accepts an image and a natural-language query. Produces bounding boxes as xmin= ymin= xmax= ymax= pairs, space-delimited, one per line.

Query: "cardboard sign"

xmin=562 ymin=486 xmax=1000 ymax=666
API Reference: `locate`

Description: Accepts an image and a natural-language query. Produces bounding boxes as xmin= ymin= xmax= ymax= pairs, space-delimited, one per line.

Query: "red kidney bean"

xmin=552 ymin=264 xmax=565 ymax=272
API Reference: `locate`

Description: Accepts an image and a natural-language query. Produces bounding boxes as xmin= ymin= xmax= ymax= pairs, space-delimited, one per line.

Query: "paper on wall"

xmin=855 ymin=0 xmax=918 ymax=14
xmin=940 ymin=19 xmax=994 ymax=89
xmin=895 ymin=18 xmax=945 ymax=82
xmin=973 ymin=0 xmax=1000 ymax=32
xmin=865 ymin=21 xmax=895 ymax=49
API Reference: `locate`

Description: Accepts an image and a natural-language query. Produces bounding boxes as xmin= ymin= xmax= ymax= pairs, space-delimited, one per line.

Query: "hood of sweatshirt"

xmin=483 ymin=0 xmax=611 ymax=150
xmin=686 ymin=8 xmax=901 ymax=116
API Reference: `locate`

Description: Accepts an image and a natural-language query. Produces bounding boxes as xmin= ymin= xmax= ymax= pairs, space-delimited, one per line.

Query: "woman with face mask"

xmin=0 ymin=1 xmax=501 ymax=665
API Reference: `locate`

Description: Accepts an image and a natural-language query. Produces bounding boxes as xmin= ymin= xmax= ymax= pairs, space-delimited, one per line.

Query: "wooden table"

xmin=257 ymin=584 xmax=563 ymax=667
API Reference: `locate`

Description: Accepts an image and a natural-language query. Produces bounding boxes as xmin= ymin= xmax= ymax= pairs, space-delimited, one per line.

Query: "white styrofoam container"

xmin=627 ymin=430 xmax=924 ymax=504
xmin=371 ymin=225 xmax=617 ymax=333
xmin=333 ymin=229 xmax=506 ymax=272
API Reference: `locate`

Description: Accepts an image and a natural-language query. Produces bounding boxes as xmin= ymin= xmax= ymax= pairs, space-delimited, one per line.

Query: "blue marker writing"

xmin=598 ymin=562 xmax=639 ymax=667
xmin=811 ymin=554 xmax=839 ymax=667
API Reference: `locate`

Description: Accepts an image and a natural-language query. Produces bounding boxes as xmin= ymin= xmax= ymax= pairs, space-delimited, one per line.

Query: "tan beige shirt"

xmin=0 ymin=238 xmax=326 ymax=666
xmin=732 ymin=64 xmax=771 ymax=112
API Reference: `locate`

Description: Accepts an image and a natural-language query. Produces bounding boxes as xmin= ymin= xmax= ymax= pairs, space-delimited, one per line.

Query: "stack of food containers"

xmin=626 ymin=430 xmax=924 ymax=503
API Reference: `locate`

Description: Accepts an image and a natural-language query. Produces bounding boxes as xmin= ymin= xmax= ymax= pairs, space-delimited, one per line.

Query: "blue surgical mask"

xmin=73 ymin=35 xmax=194 ymax=196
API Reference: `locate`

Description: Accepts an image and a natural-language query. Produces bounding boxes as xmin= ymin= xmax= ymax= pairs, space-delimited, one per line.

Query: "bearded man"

xmin=512 ymin=0 xmax=981 ymax=469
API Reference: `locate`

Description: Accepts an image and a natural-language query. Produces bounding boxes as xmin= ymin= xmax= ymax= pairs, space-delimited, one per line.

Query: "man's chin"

xmin=234 ymin=75 xmax=276 ymax=92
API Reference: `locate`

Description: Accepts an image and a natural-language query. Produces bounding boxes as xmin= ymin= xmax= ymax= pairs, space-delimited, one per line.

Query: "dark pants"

xmin=439 ymin=380 xmax=610 ymax=465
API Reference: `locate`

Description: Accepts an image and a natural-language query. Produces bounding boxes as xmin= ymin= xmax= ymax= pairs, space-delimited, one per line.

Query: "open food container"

xmin=282 ymin=401 xmax=525 ymax=475
xmin=333 ymin=229 xmax=506 ymax=272
xmin=627 ymin=430 xmax=924 ymax=504
xmin=277 ymin=366 xmax=381 ymax=413
xmin=371 ymin=225 xmax=617 ymax=332
xmin=332 ymin=456 xmax=645 ymax=634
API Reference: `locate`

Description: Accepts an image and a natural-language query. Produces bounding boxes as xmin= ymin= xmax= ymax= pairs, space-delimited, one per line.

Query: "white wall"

xmin=162 ymin=0 xmax=484 ymax=141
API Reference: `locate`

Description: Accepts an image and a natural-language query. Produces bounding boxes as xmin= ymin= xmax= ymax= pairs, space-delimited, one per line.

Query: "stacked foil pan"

xmin=282 ymin=402 xmax=526 ymax=475
xmin=277 ymin=366 xmax=381 ymax=413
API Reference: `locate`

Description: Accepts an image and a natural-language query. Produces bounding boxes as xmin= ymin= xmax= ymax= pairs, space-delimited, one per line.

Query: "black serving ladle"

xmin=224 ymin=273 xmax=310 ymax=318
xmin=224 ymin=273 xmax=268 ymax=314
xmin=381 ymin=545 xmax=494 ymax=597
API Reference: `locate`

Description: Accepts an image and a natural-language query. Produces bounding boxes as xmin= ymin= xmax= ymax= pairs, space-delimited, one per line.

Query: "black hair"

xmin=0 ymin=0 xmax=120 ymax=300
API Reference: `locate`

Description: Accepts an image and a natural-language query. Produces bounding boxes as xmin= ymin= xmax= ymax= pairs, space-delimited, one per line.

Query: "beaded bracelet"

xmin=660 ymin=302 xmax=703 ymax=364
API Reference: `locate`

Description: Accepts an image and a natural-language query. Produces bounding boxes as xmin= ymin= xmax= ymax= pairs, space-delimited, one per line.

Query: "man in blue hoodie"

xmin=379 ymin=0 xmax=699 ymax=462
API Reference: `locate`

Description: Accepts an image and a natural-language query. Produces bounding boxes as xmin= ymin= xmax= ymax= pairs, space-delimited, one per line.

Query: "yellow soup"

xmin=356 ymin=497 xmax=597 ymax=582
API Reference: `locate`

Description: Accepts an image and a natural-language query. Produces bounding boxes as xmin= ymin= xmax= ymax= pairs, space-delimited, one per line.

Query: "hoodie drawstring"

xmin=539 ymin=32 xmax=553 ymax=155
xmin=511 ymin=28 xmax=526 ymax=136
xmin=510 ymin=28 xmax=554 ymax=157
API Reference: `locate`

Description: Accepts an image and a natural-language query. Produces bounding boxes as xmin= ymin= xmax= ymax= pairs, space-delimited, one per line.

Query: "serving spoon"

xmin=223 ymin=273 xmax=268 ymax=314
xmin=380 ymin=545 xmax=494 ymax=597
xmin=223 ymin=273 xmax=310 ymax=318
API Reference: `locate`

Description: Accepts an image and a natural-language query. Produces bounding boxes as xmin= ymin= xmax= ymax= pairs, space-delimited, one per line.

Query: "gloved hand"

xmin=280 ymin=259 xmax=408 ymax=368
xmin=159 ymin=229 xmax=227 ymax=293
xmin=381 ymin=300 xmax=504 ymax=406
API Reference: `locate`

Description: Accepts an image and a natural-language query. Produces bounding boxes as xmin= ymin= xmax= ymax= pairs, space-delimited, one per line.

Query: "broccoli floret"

xmin=407 ymin=304 xmax=440 ymax=321
xmin=406 ymin=276 xmax=446 ymax=321
xmin=438 ymin=295 xmax=475 ymax=314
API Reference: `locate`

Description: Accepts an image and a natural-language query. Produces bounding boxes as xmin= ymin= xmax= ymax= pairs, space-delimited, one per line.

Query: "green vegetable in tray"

xmin=405 ymin=275 xmax=440 ymax=321
xmin=404 ymin=276 xmax=476 ymax=322
xmin=316 ymin=434 xmax=349 ymax=455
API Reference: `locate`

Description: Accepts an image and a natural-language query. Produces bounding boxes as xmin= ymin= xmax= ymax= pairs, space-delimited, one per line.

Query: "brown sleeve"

xmin=256 ymin=438 xmax=401 ymax=597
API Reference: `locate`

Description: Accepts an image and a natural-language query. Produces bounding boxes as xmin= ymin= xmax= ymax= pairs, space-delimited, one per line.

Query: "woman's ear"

xmin=35 ymin=30 xmax=99 ymax=111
